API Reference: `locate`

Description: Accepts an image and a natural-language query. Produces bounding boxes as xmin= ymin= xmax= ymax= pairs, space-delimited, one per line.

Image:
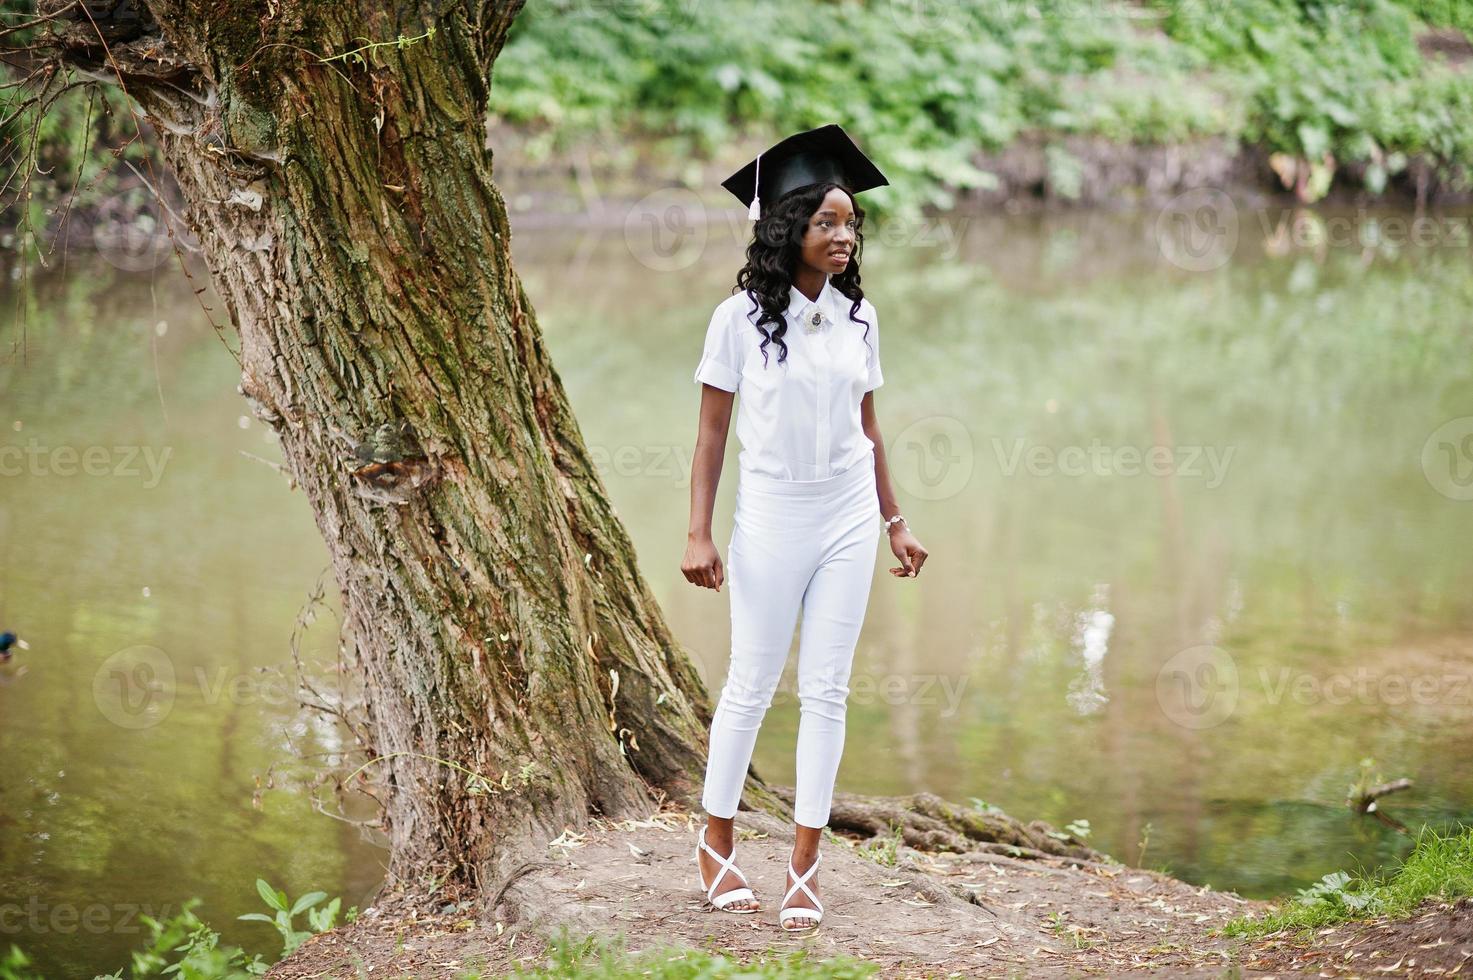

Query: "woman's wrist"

xmin=882 ymin=513 xmax=908 ymax=534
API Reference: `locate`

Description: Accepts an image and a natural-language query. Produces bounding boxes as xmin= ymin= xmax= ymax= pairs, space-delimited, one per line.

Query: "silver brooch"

xmin=803 ymin=309 xmax=828 ymax=334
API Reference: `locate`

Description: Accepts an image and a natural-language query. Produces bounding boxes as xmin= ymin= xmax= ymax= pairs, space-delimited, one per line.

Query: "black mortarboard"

xmin=720 ymin=124 xmax=888 ymax=221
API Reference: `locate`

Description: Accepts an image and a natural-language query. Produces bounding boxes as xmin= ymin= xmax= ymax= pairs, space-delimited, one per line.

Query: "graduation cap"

xmin=721 ymin=124 xmax=888 ymax=221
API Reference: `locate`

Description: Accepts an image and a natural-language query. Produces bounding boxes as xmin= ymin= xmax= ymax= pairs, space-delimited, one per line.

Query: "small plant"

xmin=501 ymin=925 xmax=881 ymax=978
xmin=856 ymin=824 xmax=903 ymax=867
xmin=968 ymin=797 xmax=1004 ymax=815
xmin=1046 ymin=818 xmax=1092 ymax=842
xmin=95 ymin=898 xmax=267 ymax=979
xmin=1293 ymin=870 xmax=1385 ymax=915
xmin=0 ymin=946 xmax=45 ymax=980
xmin=236 ymin=879 xmax=341 ymax=958
xmin=1221 ymin=824 xmax=1473 ymax=939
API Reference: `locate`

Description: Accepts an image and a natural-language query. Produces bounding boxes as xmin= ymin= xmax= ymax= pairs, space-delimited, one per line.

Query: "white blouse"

xmin=693 ymin=273 xmax=884 ymax=481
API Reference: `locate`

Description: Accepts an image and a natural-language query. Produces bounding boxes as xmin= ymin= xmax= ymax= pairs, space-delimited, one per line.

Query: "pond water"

xmin=2 ymin=200 xmax=1472 ymax=976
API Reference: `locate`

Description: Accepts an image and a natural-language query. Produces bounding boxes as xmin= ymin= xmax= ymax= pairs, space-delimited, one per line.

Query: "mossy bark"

xmin=41 ymin=0 xmax=759 ymax=889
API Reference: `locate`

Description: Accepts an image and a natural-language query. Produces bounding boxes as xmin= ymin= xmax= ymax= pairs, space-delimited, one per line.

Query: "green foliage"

xmin=1222 ymin=824 xmax=1473 ymax=938
xmin=235 ymin=879 xmax=341 ymax=958
xmin=0 ymin=881 xmax=349 ymax=980
xmin=1392 ymin=0 xmax=1473 ymax=33
xmin=5 ymin=0 xmax=1473 ymax=238
xmin=488 ymin=0 xmax=1473 ymax=213
xmin=90 ymin=898 xmax=267 ymax=980
xmin=0 ymin=946 xmax=46 ymax=980
xmin=1159 ymin=0 xmax=1472 ymax=188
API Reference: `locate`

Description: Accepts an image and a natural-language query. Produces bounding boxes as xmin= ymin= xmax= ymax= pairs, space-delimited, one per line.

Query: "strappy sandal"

xmin=694 ymin=822 xmax=758 ymax=913
xmin=779 ymin=850 xmax=823 ymax=932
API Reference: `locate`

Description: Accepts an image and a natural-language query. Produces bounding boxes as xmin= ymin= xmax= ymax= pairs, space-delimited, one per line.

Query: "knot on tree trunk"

xmin=344 ymin=420 xmax=441 ymax=504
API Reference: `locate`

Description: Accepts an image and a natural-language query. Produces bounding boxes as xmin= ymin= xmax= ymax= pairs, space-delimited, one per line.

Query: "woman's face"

xmin=798 ymin=187 xmax=857 ymax=276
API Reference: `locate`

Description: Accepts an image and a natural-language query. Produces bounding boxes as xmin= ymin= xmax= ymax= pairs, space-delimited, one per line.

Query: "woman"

xmin=682 ymin=125 xmax=929 ymax=932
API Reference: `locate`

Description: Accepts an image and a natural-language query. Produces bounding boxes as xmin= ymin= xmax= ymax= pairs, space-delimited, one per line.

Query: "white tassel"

xmin=748 ymin=151 xmax=761 ymax=221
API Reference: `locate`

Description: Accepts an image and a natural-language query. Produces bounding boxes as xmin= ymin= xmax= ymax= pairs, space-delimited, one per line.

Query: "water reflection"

xmin=520 ymin=200 xmax=1473 ymax=900
xmin=1 ymin=200 xmax=1471 ymax=974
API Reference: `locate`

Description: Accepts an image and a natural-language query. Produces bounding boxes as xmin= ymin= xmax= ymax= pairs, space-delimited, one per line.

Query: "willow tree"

xmin=12 ymin=0 xmax=757 ymax=890
xmin=10 ymin=0 xmax=1100 ymax=909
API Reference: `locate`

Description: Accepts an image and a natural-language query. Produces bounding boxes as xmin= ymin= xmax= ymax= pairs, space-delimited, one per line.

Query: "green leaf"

xmin=1297 ymin=122 xmax=1330 ymax=159
xmin=289 ymin=891 xmax=328 ymax=916
xmin=237 ymin=913 xmax=275 ymax=923
xmin=255 ymin=879 xmax=287 ymax=912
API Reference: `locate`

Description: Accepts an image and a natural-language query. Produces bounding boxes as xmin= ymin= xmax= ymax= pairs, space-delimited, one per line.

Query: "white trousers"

xmin=701 ymin=450 xmax=882 ymax=828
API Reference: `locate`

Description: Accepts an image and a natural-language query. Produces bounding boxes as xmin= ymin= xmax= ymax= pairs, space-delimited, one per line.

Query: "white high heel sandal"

xmin=694 ymin=822 xmax=758 ymax=913
xmin=779 ymin=851 xmax=823 ymax=931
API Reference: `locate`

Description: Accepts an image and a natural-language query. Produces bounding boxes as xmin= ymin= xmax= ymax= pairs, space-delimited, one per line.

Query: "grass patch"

xmin=488 ymin=927 xmax=879 ymax=979
xmin=1220 ymin=824 xmax=1473 ymax=940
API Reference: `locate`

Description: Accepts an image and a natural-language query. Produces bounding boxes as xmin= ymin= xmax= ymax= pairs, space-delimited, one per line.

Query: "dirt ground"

xmin=269 ymin=806 xmax=1219 ymax=977
xmin=1240 ymin=895 xmax=1473 ymax=977
xmin=267 ymin=808 xmax=1471 ymax=979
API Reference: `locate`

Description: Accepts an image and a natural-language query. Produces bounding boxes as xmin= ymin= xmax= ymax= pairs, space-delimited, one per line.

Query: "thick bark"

xmin=35 ymin=0 xmax=770 ymax=888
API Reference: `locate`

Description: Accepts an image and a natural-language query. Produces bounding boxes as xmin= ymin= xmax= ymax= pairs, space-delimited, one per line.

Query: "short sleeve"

xmin=863 ymin=302 xmax=884 ymax=392
xmin=693 ymin=302 xmax=742 ymax=392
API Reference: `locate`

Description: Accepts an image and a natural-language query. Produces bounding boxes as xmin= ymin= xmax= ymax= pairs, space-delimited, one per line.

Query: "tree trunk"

xmin=38 ymin=0 xmax=771 ymax=890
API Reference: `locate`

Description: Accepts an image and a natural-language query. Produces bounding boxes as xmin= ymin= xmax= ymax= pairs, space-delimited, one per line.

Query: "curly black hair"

xmin=732 ymin=181 xmax=873 ymax=371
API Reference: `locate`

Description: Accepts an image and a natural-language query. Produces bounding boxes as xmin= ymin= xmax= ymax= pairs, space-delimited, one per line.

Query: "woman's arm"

xmin=682 ymin=384 xmax=736 ymax=591
xmin=861 ymin=390 xmax=928 ymax=578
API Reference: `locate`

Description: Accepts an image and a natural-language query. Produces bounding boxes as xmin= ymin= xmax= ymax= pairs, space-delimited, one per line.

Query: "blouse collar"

xmin=787 ymin=274 xmax=833 ymax=322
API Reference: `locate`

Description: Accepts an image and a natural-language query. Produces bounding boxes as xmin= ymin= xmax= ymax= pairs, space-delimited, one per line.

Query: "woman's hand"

xmin=682 ymin=534 xmax=726 ymax=591
xmin=887 ymin=526 xmax=928 ymax=578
